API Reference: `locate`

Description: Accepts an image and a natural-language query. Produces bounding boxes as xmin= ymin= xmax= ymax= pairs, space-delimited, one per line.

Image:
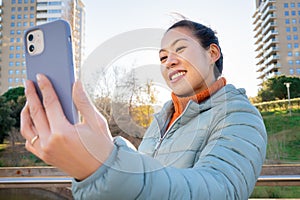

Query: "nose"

xmin=165 ymin=52 xmax=179 ymax=69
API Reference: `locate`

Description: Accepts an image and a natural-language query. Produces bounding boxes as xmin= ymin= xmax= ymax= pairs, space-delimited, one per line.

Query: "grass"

xmin=250 ymin=109 xmax=300 ymax=198
xmin=251 ymin=186 xmax=300 ymax=198
xmin=262 ymin=110 xmax=300 ymax=163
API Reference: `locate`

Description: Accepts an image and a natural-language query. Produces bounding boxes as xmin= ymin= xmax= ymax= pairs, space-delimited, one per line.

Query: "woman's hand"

xmin=20 ymin=74 xmax=114 ymax=180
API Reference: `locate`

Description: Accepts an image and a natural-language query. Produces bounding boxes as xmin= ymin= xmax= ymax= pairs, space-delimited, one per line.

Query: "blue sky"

xmin=83 ymin=0 xmax=258 ymax=97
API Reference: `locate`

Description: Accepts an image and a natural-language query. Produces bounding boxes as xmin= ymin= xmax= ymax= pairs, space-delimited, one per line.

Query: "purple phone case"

xmin=24 ymin=20 xmax=79 ymax=124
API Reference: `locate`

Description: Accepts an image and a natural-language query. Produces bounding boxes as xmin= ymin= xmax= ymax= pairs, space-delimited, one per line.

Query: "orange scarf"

xmin=167 ymin=77 xmax=226 ymax=128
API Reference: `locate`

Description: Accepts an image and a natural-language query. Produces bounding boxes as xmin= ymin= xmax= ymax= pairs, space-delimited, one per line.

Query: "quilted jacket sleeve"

xmin=72 ymin=102 xmax=267 ymax=200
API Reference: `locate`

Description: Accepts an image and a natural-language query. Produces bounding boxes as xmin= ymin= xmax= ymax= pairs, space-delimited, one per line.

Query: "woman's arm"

xmin=72 ymin=107 xmax=267 ymax=200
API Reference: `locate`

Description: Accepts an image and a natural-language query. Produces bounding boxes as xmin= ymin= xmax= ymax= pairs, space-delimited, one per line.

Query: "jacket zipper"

xmin=152 ymin=102 xmax=192 ymax=157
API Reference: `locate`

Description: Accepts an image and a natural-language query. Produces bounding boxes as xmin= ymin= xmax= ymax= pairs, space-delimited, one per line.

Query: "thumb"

xmin=73 ymin=81 xmax=107 ymax=127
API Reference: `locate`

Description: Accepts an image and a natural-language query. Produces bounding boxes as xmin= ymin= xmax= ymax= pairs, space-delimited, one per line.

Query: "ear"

xmin=209 ymin=43 xmax=221 ymax=63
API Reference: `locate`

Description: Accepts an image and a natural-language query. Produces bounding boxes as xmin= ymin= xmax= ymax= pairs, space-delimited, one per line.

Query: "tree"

xmin=0 ymin=87 xmax=25 ymax=143
xmin=258 ymin=75 xmax=300 ymax=102
xmin=0 ymin=96 xmax=16 ymax=143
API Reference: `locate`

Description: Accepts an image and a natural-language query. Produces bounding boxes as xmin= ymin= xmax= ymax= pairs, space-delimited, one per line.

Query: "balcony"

xmin=260 ymin=0 xmax=276 ymax=13
xmin=263 ymin=46 xmax=279 ymax=58
xmin=263 ymin=37 xmax=279 ymax=50
xmin=263 ymin=29 xmax=278 ymax=42
xmin=263 ymin=54 xmax=280 ymax=65
xmin=262 ymin=14 xmax=276 ymax=27
xmin=255 ymin=34 xmax=263 ymax=45
xmin=256 ymin=56 xmax=265 ymax=65
xmin=261 ymin=5 xmax=276 ymax=20
xmin=253 ymin=19 xmax=262 ymax=32
xmin=262 ymin=21 xmax=277 ymax=35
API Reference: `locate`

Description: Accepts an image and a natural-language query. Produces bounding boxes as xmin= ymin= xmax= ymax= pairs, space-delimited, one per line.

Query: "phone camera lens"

xmin=28 ymin=34 xmax=34 ymax=41
xmin=29 ymin=45 xmax=35 ymax=52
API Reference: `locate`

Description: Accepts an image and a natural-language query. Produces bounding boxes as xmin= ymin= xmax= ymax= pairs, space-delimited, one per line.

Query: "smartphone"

xmin=24 ymin=20 xmax=79 ymax=124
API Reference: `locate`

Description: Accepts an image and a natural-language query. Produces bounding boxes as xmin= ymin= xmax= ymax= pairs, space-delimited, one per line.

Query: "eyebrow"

xmin=159 ymin=38 xmax=188 ymax=54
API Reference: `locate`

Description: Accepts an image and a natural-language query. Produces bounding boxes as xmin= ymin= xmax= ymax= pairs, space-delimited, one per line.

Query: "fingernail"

xmin=36 ymin=74 xmax=42 ymax=82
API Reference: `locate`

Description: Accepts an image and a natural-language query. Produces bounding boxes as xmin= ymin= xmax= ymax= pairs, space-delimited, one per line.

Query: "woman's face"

xmin=159 ymin=27 xmax=219 ymax=97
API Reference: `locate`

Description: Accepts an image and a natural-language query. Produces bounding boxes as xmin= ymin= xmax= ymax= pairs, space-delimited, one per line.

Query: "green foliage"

xmin=2 ymin=86 xmax=25 ymax=103
xmin=251 ymin=186 xmax=300 ymax=198
xmin=258 ymin=75 xmax=300 ymax=102
xmin=0 ymin=96 xmax=16 ymax=143
xmin=0 ymin=87 xmax=26 ymax=143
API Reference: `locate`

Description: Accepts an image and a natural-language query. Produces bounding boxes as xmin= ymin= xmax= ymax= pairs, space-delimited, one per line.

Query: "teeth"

xmin=171 ymin=71 xmax=186 ymax=80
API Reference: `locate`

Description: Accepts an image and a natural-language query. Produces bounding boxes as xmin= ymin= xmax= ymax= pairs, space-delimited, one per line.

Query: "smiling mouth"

xmin=169 ymin=70 xmax=187 ymax=81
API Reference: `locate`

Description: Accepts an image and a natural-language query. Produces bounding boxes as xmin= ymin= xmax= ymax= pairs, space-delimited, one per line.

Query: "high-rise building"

xmin=0 ymin=0 xmax=85 ymax=94
xmin=253 ymin=0 xmax=300 ymax=85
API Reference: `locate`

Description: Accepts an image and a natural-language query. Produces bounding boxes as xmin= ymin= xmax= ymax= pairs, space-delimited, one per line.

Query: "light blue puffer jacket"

xmin=72 ymin=84 xmax=267 ymax=200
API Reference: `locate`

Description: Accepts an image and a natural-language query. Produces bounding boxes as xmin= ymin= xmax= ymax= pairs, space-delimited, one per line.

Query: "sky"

xmin=82 ymin=0 xmax=259 ymax=97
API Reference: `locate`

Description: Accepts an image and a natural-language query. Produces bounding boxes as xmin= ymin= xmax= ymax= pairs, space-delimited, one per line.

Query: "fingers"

xmin=36 ymin=74 xmax=71 ymax=132
xmin=73 ymin=81 xmax=107 ymax=130
xmin=24 ymin=80 xmax=50 ymax=141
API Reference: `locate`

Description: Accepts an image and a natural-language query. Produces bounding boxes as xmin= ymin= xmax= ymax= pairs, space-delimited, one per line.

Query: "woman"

xmin=21 ymin=20 xmax=267 ymax=199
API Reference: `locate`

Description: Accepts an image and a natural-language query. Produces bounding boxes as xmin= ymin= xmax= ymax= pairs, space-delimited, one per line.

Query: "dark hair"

xmin=167 ymin=20 xmax=223 ymax=78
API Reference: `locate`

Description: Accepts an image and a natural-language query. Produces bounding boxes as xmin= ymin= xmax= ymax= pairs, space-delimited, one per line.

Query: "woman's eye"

xmin=176 ymin=46 xmax=186 ymax=53
xmin=160 ymin=56 xmax=167 ymax=63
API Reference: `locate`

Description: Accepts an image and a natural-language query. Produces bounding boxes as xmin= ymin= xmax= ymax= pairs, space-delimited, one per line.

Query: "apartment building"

xmin=253 ymin=0 xmax=300 ymax=84
xmin=0 ymin=0 xmax=84 ymax=94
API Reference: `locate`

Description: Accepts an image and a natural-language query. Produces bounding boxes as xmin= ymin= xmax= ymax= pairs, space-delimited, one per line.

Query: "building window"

xmin=9 ymin=62 xmax=14 ymax=67
xmin=16 ymin=38 xmax=21 ymax=42
xmin=296 ymin=60 xmax=300 ymax=65
xmin=16 ymin=62 xmax=20 ymax=66
xmin=286 ymin=27 xmax=291 ymax=32
xmin=11 ymin=15 xmax=15 ymax=19
xmin=288 ymin=43 xmax=292 ymax=48
xmin=8 ymin=78 xmax=13 ymax=83
xmin=10 ymin=22 xmax=15 ymax=27
xmin=288 ymin=51 xmax=293 ymax=56
xmin=30 ymin=14 xmax=34 ymax=18
xmin=17 ymin=14 xmax=21 ymax=19
xmin=9 ymin=70 xmax=14 ymax=75
xmin=17 ymin=22 xmax=21 ymax=27
xmin=284 ymin=11 xmax=289 ymax=16
xmin=298 ymin=11 xmax=300 ymax=16
xmin=17 ymin=30 xmax=21 ymax=35
xmin=295 ymin=43 xmax=299 ymax=48
xmin=30 ymin=6 xmax=34 ymax=11
xmin=284 ymin=3 xmax=288 ymax=8
xmin=297 ymin=68 xmax=300 ymax=74
xmin=295 ymin=52 xmax=300 ymax=56
xmin=18 ymin=0 xmax=22 ymax=4
xmin=16 ymin=46 xmax=21 ymax=50
xmin=292 ymin=19 xmax=297 ymax=24
xmin=10 ymin=38 xmax=14 ymax=42
xmin=9 ymin=46 xmax=14 ymax=50
xmin=293 ymin=27 xmax=298 ymax=32
xmin=11 ymin=0 xmax=16 ymax=4
xmin=291 ymin=11 xmax=296 ymax=16
xmin=287 ymin=35 xmax=291 ymax=40
xmin=24 ymin=7 xmax=28 ymax=11
xmin=291 ymin=3 xmax=295 ymax=8
xmin=24 ymin=14 xmax=28 ymax=19
xmin=16 ymin=70 xmax=20 ymax=75
xmin=288 ymin=60 xmax=294 ymax=66
xmin=9 ymin=54 xmax=14 ymax=58
xmin=298 ymin=3 xmax=300 ymax=8
xmin=15 ymin=78 xmax=20 ymax=83
xmin=294 ymin=35 xmax=299 ymax=40
xmin=22 ymin=69 xmax=26 ymax=74
xmin=285 ymin=19 xmax=290 ymax=24
xmin=23 ymin=22 xmax=28 ymax=26
xmin=16 ymin=53 xmax=20 ymax=58
xmin=11 ymin=7 xmax=16 ymax=12
xmin=289 ymin=68 xmax=294 ymax=75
